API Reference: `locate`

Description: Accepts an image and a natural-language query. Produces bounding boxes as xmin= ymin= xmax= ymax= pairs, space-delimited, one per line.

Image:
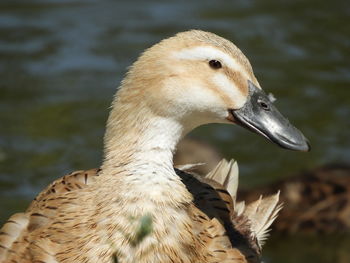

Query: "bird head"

xmin=115 ymin=30 xmax=310 ymax=152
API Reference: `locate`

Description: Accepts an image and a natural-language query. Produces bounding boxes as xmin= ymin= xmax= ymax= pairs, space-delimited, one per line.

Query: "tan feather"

xmin=205 ymin=159 xmax=239 ymax=205
xmin=0 ymin=213 xmax=29 ymax=261
xmin=204 ymin=159 xmax=282 ymax=249
xmin=1 ymin=165 xmax=263 ymax=263
xmin=175 ymin=163 xmax=206 ymax=172
xmin=243 ymin=192 xmax=283 ymax=247
xmin=0 ymin=161 xmax=280 ymax=263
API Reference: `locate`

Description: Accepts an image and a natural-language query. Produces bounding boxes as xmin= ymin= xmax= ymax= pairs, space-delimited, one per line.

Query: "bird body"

xmin=1 ymin=161 xmax=280 ymax=263
xmin=0 ymin=30 xmax=308 ymax=262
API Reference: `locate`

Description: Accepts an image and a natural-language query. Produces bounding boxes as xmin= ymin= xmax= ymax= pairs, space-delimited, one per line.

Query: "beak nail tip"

xmin=306 ymin=141 xmax=311 ymax=152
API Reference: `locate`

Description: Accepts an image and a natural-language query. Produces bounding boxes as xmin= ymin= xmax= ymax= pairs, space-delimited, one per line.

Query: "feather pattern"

xmin=205 ymin=159 xmax=282 ymax=249
xmin=244 ymin=193 xmax=283 ymax=247
xmin=0 ymin=160 xmax=281 ymax=263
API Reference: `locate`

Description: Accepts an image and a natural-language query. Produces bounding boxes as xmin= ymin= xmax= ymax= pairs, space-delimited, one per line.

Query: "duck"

xmin=0 ymin=30 xmax=310 ymax=263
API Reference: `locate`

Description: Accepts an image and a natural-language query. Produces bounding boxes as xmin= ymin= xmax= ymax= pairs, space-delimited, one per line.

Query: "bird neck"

xmin=103 ymin=110 xmax=183 ymax=171
xmin=100 ymin=98 xmax=193 ymax=205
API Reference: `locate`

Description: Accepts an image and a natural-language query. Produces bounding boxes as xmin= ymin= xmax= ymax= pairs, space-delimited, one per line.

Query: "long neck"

xmin=100 ymin=91 xmax=192 ymax=205
xmin=102 ymin=106 xmax=183 ymax=171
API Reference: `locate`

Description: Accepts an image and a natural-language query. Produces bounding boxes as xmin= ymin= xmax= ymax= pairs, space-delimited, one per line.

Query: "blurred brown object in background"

xmin=239 ymin=164 xmax=350 ymax=234
xmin=174 ymin=138 xmax=222 ymax=175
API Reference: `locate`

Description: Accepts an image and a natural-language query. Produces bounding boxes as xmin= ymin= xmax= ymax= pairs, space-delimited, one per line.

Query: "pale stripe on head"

xmin=173 ymin=46 xmax=251 ymax=80
xmin=212 ymin=73 xmax=247 ymax=108
xmin=173 ymin=46 xmax=249 ymax=108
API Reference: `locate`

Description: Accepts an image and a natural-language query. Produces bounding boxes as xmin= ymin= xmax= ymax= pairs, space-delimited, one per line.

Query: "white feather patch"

xmin=173 ymin=46 xmax=250 ymax=79
xmin=268 ymin=93 xmax=276 ymax=103
xmin=212 ymin=73 xmax=246 ymax=108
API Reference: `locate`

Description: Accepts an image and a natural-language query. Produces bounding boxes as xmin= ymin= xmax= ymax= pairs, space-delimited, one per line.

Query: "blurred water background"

xmin=0 ymin=0 xmax=349 ymax=262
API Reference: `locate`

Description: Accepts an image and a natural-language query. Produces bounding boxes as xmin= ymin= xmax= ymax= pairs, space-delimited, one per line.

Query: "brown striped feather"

xmin=0 ymin=161 xmax=280 ymax=263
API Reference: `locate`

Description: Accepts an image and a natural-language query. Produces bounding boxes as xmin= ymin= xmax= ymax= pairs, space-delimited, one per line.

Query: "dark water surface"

xmin=0 ymin=0 xmax=349 ymax=262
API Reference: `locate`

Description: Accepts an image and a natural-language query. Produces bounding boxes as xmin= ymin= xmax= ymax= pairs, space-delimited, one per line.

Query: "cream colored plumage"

xmin=0 ymin=30 xmax=282 ymax=263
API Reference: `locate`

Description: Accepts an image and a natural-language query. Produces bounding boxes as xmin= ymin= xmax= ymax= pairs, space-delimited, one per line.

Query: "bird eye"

xmin=258 ymin=99 xmax=270 ymax=111
xmin=209 ymin=60 xmax=222 ymax=69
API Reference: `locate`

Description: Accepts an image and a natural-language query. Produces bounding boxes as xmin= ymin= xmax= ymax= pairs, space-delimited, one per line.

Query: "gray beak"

xmin=231 ymin=81 xmax=310 ymax=152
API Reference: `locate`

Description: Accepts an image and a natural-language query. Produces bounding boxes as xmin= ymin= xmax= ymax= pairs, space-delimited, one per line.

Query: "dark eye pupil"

xmin=209 ymin=60 xmax=222 ymax=69
xmin=259 ymin=101 xmax=269 ymax=110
